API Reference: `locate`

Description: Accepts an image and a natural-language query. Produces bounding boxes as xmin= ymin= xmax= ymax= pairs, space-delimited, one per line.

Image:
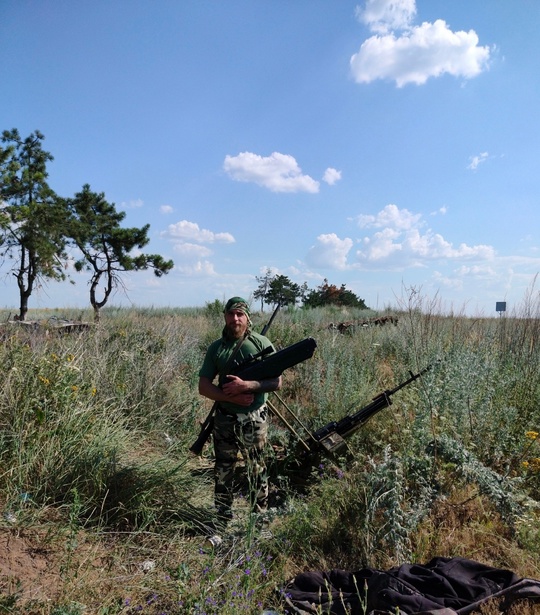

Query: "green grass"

xmin=0 ymin=297 xmax=540 ymax=613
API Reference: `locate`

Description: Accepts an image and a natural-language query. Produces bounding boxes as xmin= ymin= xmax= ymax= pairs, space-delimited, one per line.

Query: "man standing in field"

xmin=198 ymin=297 xmax=282 ymax=522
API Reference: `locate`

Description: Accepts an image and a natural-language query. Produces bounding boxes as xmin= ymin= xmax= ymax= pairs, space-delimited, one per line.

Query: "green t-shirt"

xmin=199 ymin=331 xmax=275 ymax=414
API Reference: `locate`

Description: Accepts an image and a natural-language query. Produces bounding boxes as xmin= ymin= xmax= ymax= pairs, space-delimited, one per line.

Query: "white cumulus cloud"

xmin=323 ymin=167 xmax=342 ymax=185
xmin=356 ymin=0 xmax=416 ymax=34
xmin=176 ymin=261 xmax=216 ymax=276
xmin=173 ymin=242 xmax=213 ymax=258
xmin=355 ymin=204 xmax=495 ymax=267
xmin=160 ymin=205 xmax=174 ymax=214
xmin=223 ymin=151 xmax=320 ymax=193
xmin=306 ymin=233 xmax=353 ymax=270
xmin=306 ymin=204 xmax=496 ymax=273
xmin=164 ymin=220 xmax=235 ymax=244
xmin=351 ymin=0 xmax=491 ymax=87
xmin=356 ymin=203 xmax=422 ymax=231
xmin=161 ymin=220 xmax=234 ymax=278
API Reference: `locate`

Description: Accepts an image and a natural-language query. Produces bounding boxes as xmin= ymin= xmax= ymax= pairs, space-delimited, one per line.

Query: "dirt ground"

xmin=0 ymin=527 xmax=63 ymax=604
xmin=0 ymin=523 xmax=128 ymax=611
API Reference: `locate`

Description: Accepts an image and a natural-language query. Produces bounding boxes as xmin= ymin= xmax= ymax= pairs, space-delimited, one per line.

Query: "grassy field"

xmin=1 ymin=295 xmax=540 ymax=614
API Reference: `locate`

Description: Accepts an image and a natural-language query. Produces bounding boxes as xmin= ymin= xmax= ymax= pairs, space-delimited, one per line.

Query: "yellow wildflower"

xmin=525 ymin=431 xmax=539 ymax=441
xmin=530 ymin=458 xmax=540 ymax=472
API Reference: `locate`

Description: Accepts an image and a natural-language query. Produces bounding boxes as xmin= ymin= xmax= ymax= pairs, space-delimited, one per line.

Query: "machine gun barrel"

xmin=312 ymin=364 xmax=432 ymax=455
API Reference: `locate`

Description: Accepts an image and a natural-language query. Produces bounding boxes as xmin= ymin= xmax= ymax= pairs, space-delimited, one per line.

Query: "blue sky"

xmin=1 ymin=0 xmax=539 ymax=316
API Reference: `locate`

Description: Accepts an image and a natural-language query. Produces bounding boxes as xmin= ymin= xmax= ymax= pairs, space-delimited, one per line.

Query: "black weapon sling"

xmin=217 ymin=331 xmax=249 ymax=392
xmin=209 ymin=331 xmax=250 ymax=418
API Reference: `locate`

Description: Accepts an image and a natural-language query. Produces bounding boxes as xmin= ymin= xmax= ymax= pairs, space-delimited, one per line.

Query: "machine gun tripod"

xmin=267 ymin=364 xmax=433 ymax=459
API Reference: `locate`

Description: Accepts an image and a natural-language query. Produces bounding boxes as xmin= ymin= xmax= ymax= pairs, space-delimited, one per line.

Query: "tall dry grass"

xmin=0 ymin=291 xmax=539 ymax=613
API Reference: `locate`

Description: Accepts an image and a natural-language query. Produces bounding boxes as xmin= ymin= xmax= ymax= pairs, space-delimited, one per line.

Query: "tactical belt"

xmin=217 ymin=405 xmax=238 ymax=417
xmin=217 ymin=404 xmax=266 ymax=418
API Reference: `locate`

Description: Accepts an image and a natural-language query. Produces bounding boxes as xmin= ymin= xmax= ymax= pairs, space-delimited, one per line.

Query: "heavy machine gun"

xmin=309 ymin=364 xmax=432 ymax=455
xmin=268 ymin=364 xmax=433 ymax=459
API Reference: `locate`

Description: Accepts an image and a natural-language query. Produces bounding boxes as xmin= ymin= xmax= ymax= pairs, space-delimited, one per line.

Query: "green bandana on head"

xmin=223 ymin=296 xmax=252 ymax=339
xmin=224 ymin=297 xmax=251 ymax=317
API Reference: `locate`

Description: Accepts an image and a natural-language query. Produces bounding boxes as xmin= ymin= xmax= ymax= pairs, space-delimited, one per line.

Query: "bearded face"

xmin=224 ymin=308 xmax=249 ymax=339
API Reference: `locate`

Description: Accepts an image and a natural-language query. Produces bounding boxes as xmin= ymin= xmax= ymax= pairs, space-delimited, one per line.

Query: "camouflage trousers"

xmin=213 ymin=405 xmax=269 ymax=517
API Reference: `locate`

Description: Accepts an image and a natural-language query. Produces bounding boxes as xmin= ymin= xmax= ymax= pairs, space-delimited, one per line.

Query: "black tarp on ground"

xmin=282 ymin=556 xmax=540 ymax=614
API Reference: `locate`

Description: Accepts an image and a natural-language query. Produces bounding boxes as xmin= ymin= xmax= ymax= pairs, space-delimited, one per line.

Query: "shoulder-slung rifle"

xmin=308 ymin=364 xmax=432 ymax=456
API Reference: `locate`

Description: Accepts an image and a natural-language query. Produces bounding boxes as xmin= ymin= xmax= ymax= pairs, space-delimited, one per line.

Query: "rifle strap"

xmin=204 ymin=334 xmax=248 ymax=423
xmin=218 ymin=331 xmax=249 ymax=383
